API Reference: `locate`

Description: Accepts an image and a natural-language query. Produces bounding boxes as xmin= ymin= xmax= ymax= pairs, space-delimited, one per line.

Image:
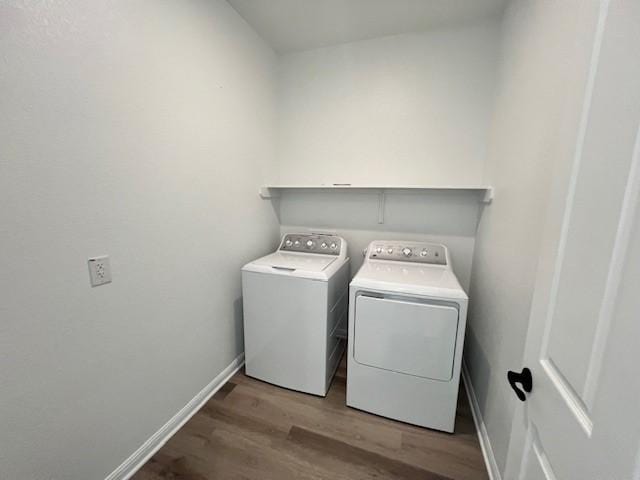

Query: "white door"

xmin=505 ymin=1 xmax=640 ymax=479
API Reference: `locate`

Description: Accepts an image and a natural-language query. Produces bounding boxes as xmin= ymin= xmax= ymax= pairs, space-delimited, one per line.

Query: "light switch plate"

xmin=88 ymin=255 xmax=112 ymax=287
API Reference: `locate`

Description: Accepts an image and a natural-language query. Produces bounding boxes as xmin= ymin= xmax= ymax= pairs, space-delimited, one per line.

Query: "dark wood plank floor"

xmin=133 ymin=355 xmax=488 ymax=480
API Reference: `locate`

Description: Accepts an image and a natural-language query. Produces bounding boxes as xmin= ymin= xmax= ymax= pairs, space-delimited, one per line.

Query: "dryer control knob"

xmin=402 ymin=247 xmax=412 ymax=257
xmin=285 ymin=239 xmax=293 ymax=247
xmin=420 ymin=249 xmax=428 ymax=257
xmin=376 ymin=247 xmax=383 ymax=254
xmin=306 ymin=239 xmax=315 ymax=248
xmin=387 ymin=248 xmax=394 ymax=254
xmin=321 ymin=242 xmax=328 ymax=249
xmin=330 ymin=243 xmax=337 ymax=250
xmin=294 ymin=240 xmax=301 ymax=247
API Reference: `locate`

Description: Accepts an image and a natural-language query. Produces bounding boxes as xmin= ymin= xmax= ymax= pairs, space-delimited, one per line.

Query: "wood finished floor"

xmin=133 ymin=356 xmax=488 ymax=480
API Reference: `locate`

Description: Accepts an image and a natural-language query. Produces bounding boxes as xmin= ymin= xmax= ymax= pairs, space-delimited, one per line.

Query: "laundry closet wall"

xmin=273 ymin=19 xmax=501 ymax=288
xmin=0 ymin=1 xmax=279 ymax=478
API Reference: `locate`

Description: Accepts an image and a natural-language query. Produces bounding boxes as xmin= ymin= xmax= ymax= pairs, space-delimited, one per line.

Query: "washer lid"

xmin=351 ymin=262 xmax=467 ymax=300
xmin=242 ymin=251 xmax=339 ymax=280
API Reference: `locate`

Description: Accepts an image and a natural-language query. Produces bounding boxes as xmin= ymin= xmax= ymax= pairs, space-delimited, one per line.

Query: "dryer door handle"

xmin=358 ymin=293 xmax=384 ymax=299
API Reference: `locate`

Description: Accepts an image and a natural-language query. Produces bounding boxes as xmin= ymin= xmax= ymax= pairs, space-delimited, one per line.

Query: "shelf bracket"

xmin=482 ymin=187 xmax=494 ymax=204
xmin=378 ymin=190 xmax=385 ymax=224
xmin=259 ymin=186 xmax=280 ymax=199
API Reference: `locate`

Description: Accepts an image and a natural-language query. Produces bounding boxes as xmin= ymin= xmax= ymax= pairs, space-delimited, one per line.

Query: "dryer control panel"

xmin=368 ymin=241 xmax=447 ymax=265
xmin=279 ymin=234 xmax=343 ymax=255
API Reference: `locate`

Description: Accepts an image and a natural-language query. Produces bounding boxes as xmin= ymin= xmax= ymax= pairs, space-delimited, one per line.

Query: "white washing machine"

xmin=242 ymin=233 xmax=349 ymax=396
xmin=347 ymin=240 xmax=468 ymax=432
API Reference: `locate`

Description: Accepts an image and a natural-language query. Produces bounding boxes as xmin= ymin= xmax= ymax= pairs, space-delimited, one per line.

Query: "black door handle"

xmin=508 ymin=368 xmax=532 ymax=402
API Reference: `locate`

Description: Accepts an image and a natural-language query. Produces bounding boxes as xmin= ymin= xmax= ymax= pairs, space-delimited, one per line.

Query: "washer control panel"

xmin=368 ymin=241 xmax=446 ymax=265
xmin=279 ymin=234 xmax=342 ymax=255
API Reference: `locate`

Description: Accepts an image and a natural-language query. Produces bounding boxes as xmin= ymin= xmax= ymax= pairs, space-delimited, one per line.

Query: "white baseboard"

xmin=462 ymin=361 xmax=502 ymax=480
xmin=105 ymin=353 xmax=245 ymax=480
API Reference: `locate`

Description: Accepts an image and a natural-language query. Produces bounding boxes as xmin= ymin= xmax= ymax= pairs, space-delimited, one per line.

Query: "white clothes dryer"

xmin=347 ymin=240 xmax=468 ymax=432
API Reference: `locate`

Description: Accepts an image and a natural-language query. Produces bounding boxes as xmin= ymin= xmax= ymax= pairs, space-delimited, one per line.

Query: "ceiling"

xmin=228 ymin=0 xmax=508 ymax=54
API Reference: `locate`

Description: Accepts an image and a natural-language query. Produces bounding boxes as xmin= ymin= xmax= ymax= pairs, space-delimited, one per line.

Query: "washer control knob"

xmin=402 ymin=247 xmax=412 ymax=257
xmin=285 ymin=239 xmax=293 ymax=247
xmin=321 ymin=242 xmax=328 ymax=249
xmin=306 ymin=239 xmax=315 ymax=248
xmin=330 ymin=242 xmax=337 ymax=250
xmin=387 ymin=248 xmax=394 ymax=254
xmin=294 ymin=240 xmax=301 ymax=247
xmin=420 ymin=249 xmax=428 ymax=257
xmin=376 ymin=247 xmax=383 ymax=254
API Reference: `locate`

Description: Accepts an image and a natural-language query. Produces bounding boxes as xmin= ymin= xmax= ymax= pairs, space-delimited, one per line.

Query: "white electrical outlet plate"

xmin=88 ymin=255 xmax=112 ymax=287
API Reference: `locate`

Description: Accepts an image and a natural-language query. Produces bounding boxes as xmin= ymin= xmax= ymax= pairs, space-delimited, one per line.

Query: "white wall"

xmin=0 ymin=1 xmax=279 ymax=479
xmin=278 ymin=190 xmax=486 ymax=291
xmin=276 ymin=20 xmax=500 ymax=185
xmin=465 ymin=0 xmax=602 ymax=475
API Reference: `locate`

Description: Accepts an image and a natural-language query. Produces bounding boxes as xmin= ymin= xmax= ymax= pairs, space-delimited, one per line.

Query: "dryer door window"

xmin=353 ymin=295 xmax=458 ymax=381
